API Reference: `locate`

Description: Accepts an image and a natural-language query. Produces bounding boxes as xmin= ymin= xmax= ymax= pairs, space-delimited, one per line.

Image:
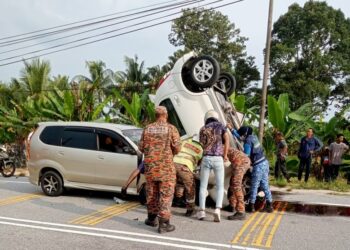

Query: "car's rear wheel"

xmin=215 ymin=72 xmax=236 ymax=97
xmin=40 ymin=171 xmax=63 ymax=196
xmin=189 ymin=55 xmax=220 ymax=88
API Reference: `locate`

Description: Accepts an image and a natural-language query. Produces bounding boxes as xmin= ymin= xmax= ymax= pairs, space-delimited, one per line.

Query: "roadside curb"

xmin=270 ymin=185 xmax=350 ymax=196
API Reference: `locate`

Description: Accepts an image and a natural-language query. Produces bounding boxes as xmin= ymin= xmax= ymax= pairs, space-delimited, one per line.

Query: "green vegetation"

xmin=270 ymin=1 xmax=350 ymax=111
xmin=270 ymin=177 xmax=350 ymax=193
xmin=0 ymin=2 xmax=349 ymax=188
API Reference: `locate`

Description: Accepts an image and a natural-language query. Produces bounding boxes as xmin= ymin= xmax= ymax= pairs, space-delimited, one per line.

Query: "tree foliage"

xmin=270 ymin=1 xmax=350 ymax=111
xmin=169 ymin=8 xmax=260 ymax=91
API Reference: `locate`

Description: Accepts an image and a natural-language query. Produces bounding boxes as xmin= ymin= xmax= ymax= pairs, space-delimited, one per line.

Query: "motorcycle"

xmin=0 ymin=146 xmax=16 ymax=177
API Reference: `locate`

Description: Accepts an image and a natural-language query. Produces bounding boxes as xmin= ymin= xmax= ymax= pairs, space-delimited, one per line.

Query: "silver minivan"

xmin=28 ymin=122 xmax=144 ymax=198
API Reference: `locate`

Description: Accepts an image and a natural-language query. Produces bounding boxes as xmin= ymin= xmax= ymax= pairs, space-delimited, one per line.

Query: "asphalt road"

xmin=0 ymin=177 xmax=349 ymax=250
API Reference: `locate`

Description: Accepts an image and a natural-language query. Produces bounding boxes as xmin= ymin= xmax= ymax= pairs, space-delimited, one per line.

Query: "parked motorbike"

xmin=0 ymin=146 xmax=16 ymax=177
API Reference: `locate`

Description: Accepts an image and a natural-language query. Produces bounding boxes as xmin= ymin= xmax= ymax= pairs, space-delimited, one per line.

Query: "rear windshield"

xmin=122 ymin=129 xmax=143 ymax=145
xmin=39 ymin=126 xmax=63 ymax=146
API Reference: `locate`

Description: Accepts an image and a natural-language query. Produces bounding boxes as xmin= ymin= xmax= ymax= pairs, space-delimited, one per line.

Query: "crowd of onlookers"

xmin=274 ymin=128 xmax=350 ymax=184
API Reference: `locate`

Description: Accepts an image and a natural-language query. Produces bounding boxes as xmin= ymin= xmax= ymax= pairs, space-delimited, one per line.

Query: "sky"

xmin=0 ymin=0 xmax=349 ymax=83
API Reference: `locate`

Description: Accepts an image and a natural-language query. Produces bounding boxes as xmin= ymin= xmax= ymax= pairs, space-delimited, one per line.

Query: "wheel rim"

xmin=43 ymin=175 xmax=59 ymax=194
xmin=216 ymin=76 xmax=233 ymax=93
xmin=2 ymin=164 xmax=14 ymax=176
xmin=193 ymin=59 xmax=214 ymax=83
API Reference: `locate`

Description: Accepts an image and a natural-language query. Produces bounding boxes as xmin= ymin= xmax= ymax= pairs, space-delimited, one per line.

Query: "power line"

xmin=0 ymin=0 xmax=200 ymax=46
xmin=0 ymin=0 xmax=244 ymax=66
xmin=0 ymin=0 xmax=203 ymax=54
xmin=0 ymin=0 xmax=186 ymax=41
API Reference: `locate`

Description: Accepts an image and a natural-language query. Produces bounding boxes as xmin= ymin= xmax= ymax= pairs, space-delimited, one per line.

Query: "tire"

xmin=40 ymin=171 xmax=63 ymax=196
xmin=188 ymin=55 xmax=220 ymax=88
xmin=1 ymin=161 xmax=16 ymax=177
xmin=242 ymin=171 xmax=252 ymax=203
xmin=138 ymin=183 xmax=147 ymax=205
xmin=215 ymin=72 xmax=236 ymax=97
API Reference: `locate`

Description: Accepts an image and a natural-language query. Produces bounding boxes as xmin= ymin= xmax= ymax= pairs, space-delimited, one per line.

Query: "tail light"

xmin=26 ymin=126 xmax=39 ymax=161
xmin=157 ymin=72 xmax=171 ymax=89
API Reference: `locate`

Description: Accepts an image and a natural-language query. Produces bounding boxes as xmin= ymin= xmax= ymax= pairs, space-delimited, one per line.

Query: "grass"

xmin=270 ymin=176 xmax=350 ymax=192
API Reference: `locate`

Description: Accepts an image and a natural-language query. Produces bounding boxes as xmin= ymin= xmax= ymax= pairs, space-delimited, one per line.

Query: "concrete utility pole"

xmin=258 ymin=0 xmax=274 ymax=143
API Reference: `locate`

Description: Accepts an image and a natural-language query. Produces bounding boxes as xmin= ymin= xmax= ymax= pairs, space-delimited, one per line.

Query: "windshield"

xmin=122 ymin=129 xmax=143 ymax=145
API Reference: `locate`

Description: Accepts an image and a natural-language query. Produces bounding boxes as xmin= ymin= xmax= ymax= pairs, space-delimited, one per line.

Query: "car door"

xmin=94 ymin=129 xmax=139 ymax=187
xmin=58 ymin=127 xmax=98 ymax=183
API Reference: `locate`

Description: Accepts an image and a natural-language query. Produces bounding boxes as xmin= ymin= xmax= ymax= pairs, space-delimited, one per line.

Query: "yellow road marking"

xmin=71 ymin=202 xmax=138 ymax=225
xmin=265 ymin=202 xmax=288 ymax=247
xmin=82 ymin=203 xmax=140 ymax=226
xmin=0 ymin=194 xmax=42 ymax=207
xmin=231 ymin=210 xmax=260 ymax=244
xmin=241 ymin=211 xmax=268 ymax=245
xmin=69 ymin=203 xmax=125 ymax=224
xmin=252 ymin=202 xmax=285 ymax=247
xmin=231 ymin=201 xmax=285 ymax=247
xmin=70 ymin=202 xmax=140 ymax=226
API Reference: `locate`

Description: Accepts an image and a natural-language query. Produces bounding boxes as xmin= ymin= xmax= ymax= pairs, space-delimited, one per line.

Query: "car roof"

xmin=38 ymin=121 xmax=141 ymax=131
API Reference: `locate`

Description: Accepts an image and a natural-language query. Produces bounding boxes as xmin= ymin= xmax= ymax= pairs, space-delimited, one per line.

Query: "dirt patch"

xmin=14 ymin=167 xmax=29 ymax=177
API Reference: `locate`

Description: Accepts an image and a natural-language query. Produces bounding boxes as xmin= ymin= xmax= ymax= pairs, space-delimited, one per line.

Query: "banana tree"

xmin=112 ymin=89 xmax=155 ymax=127
xmin=229 ymin=94 xmax=260 ymax=124
xmin=267 ymin=94 xmax=317 ymax=140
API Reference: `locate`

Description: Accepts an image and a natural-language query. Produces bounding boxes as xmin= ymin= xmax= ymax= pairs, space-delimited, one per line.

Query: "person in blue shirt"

xmin=234 ymin=126 xmax=273 ymax=213
xmin=297 ymin=128 xmax=323 ymax=182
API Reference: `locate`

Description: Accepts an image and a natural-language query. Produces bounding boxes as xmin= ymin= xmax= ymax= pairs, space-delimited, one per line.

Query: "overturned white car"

xmin=153 ymin=51 xmax=246 ymax=206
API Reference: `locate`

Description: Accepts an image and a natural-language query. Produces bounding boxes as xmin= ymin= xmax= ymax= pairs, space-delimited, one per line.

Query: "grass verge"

xmin=270 ymin=176 xmax=350 ymax=192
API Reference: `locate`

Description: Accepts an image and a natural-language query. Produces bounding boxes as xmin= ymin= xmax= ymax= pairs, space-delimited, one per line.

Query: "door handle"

xmin=58 ymin=151 xmax=64 ymax=155
xmin=98 ymin=155 xmax=104 ymax=160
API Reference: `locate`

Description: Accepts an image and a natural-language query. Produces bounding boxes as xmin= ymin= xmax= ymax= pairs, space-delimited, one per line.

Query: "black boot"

xmin=145 ymin=213 xmax=158 ymax=227
xmin=185 ymin=209 xmax=195 ymax=217
xmin=185 ymin=203 xmax=195 ymax=217
xmin=158 ymin=218 xmax=175 ymax=234
xmin=264 ymin=201 xmax=273 ymax=213
xmin=227 ymin=212 xmax=246 ymax=220
xmin=246 ymin=202 xmax=255 ymax=213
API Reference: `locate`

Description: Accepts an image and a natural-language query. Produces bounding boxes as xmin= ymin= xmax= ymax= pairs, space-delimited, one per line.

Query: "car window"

xmin=97 ymin=129 xmax=134 ymax=154
xmin=39 ymin=126 xmax=63 ymax=146
xmin=122 ymin=129 xmax=143 ymax=145
xmin=62 ymin=128 xmax=96 ymax=150
xmin=160 ymin=99 xmax=186 ymax=136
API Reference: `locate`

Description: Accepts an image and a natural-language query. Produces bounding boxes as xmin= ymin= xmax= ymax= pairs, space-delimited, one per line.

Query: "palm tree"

xmin=12 ymin=59 xmax=51 ymax=101
xmin=85 ymin=60 xmax=115 ymax=101
xmin=115 ymin=55 xmax=149 ymax=98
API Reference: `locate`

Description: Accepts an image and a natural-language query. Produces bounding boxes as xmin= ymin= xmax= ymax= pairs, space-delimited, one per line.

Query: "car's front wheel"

xmin=40 ymin=171 xmax=63 ymax=196
xmin=189 ymin=55 xmax=220 ymax=88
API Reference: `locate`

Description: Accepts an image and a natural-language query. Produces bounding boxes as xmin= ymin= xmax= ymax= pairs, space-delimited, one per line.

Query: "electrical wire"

xmin=0 ymin=0 xmax=203 ymax=53
xmin=0 ymin=0 xmax=200 ymax=47
xmin=0 ymin=0 xmax=187 ymax=41
xmin=0 ymin=0 xmax=244 ymax=67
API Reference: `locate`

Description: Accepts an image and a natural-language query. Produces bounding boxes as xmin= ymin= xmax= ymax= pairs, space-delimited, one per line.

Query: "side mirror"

xmin=123 ymin=146 xmax=136 ymax=155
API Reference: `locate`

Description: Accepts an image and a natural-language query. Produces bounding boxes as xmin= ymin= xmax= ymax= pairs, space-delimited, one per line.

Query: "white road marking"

xmin=0 ymin=220 xmax=214 ymax=250
xmin=0 ymin=216 xmax=261 ymax=250
xmin=0 ymin=180 xmax=31 ymax=184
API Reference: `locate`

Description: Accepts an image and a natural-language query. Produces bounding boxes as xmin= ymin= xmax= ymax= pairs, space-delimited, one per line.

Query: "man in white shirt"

xmin=329 ymin=134 xmax=349 ymax=180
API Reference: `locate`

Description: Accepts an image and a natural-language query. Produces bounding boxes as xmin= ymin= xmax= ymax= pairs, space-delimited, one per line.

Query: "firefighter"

xmin=226 ymin=147 xmax=251 ymax=220
xmin=138 ymin=106 xmax=181 ymax=234
xmin=173 ymin=134 xmax=203 ymax=217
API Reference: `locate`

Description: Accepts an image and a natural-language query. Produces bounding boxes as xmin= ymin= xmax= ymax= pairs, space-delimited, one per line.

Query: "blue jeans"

xmin=199 ymin=156 xmax=224 ymax=210
xmin=249 ymin=160 xmax=272 ymax=203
